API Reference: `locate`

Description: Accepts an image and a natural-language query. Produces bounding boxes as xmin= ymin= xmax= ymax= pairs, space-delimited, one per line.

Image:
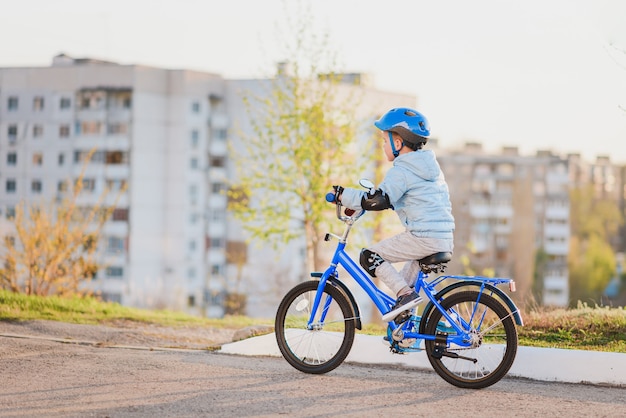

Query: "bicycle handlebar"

xmin=325 ymin=193 xmax=363 ymax=221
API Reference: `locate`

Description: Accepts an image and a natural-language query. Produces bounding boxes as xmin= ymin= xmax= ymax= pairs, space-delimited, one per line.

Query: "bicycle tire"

xmin=423 ymin=290 xmax=518 ymax=389
xmin=275 ymin=280 xmax=356 ymax=374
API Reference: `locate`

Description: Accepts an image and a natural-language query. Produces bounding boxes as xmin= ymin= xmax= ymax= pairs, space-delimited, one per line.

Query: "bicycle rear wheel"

xmin=275 ymin=280 xmax=356 ymax=374
xmin=424 ymin=290 xmax=518 ymax=389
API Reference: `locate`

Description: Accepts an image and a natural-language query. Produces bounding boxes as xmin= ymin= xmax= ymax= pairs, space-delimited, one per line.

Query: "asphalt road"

xmin=1 ymin=335 xmax=625 ymax=417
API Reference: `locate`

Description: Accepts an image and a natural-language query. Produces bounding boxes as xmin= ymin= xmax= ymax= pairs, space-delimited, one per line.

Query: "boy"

xmin=333 ymin=107 xmax=455 ymax=323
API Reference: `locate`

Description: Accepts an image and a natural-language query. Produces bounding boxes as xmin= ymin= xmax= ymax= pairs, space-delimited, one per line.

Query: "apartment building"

xmin=438 ymin=144 xmax=571 ymax=307
xmin=0 ymin=54 xmax=230 ymax=317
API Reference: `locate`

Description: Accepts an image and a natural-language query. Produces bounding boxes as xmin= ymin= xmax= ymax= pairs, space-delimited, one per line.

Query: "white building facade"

xmin=0 ymin=55 xmax=231 ymax=316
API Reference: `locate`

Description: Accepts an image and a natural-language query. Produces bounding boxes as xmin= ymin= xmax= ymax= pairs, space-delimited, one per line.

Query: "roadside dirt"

xmin=0 ymin=319 xmax=239 ymax=350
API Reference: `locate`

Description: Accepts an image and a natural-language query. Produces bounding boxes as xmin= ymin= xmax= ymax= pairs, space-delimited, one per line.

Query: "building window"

xmin=189 ymin=184 xmax=198 ymax=204
xmin=60 ymin=97 xmax=71 ymax=109
xmin=79 ymin=178 xmax=96 ymax=192
xmin=6 ymin=179 xmax=16 ymax=193
xmin=58 ymin=153 xmax=65 ymax=166
xmin=32 ymin=125 xmax=43 ymax=138
xmin=106 ymin=236 xmax=125 ymax=254
xmin=210 ymin=237 xmax=224 ymax=249
xmin=107 ymin=123 xmax=128 ymax=135
xmin=211 ymin=182 xmax=225 ymax=194
xmin=7 ymin=153 xmax=17 ymax=166
xmin=32 ymin=153 xmax=43 ymax=166
xmin=190 ymin=157 xmax=198 ymax=169
xmin=191 ymin=130 xmax=199 ymax=147
xmin=105 ymin=151 xmax=128 ymax=164
xmin=77 ymin=90 xmax=105 ymax=109
xmin=105 ymin=266 xmax=124 ymax=278
xmin=209 ymin=156 xmax=225 ymax=168
xmin=105 ymin=179 xmax=127 ymax=192
xmin=191 ymin=102 xmax=200 ymax=113
xmin=80 ymin=121 xmax=102 ymax=135
xmin=214 ymin=129 xmax=227 ymax=141
xmin=112 ymin=208 xmax=129 ymax=221
xmin=6 ymin=206 xmax=15 ymax=219
xmin=31 ymin=180 xmax=42 ymax=193
xmin=33 ymin=96 xmax=44 ymax=111
xmin=210 ymin=210 xmax=225 ymax=222
xmin=211 ymin=264 xmax=222 ymax=275
xmin=7 ymin=96 xmax=18 ymax=111
xmin=58 ymin=180 xmax=68 ymax=192
xmin=189 ymin=240 xmax=197 ymax=251
xmin=59 ymin=124 xmax=70 ymax=138
xmin=74 ymin=150 xmax=105 ymax=164
xmin=8 ymin=125 xmax=17 ymax=142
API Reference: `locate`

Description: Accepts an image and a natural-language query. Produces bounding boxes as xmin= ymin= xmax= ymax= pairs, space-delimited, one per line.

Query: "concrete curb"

xmin=219 ymin=333 xmax=626 ymax=387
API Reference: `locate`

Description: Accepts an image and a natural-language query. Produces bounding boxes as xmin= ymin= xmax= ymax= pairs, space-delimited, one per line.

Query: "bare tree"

xmin=0 ymin=150 xmax=124 ymax=297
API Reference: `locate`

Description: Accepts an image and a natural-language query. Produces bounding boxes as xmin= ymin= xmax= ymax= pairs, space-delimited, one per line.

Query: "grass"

xmin=517 ymin=303 xmax=626 ymax=353
xmin=1 ymin=289 xmax=625 ymax=353
xmin=0 ymin=289 xmax=272 ymax=330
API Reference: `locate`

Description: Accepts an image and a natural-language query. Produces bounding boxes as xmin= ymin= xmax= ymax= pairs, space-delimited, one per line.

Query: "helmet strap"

xmin=388 ymin=131 xmax=401 ymax=158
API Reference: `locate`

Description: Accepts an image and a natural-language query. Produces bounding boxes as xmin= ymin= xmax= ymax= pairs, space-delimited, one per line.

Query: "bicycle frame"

xmin=308 ymin=205 xmax=520 ymax=348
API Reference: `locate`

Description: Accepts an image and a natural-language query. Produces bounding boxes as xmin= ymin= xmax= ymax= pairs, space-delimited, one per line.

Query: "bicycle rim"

xmin=424 ymin=290 xmax=518 ymax=389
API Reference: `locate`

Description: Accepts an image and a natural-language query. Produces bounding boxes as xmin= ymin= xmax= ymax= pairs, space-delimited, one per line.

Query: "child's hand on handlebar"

xmin=326 ymin=185 xmax=344 ymax=204
xmin=326 ymin=185 xmax=354 ymax=216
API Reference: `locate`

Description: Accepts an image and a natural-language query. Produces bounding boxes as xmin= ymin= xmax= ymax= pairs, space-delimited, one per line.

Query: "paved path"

xmin=2 ymin=335 xmax=626 ymax=417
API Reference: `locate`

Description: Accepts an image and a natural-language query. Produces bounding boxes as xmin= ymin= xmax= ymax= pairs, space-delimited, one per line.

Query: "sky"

xmin=1 ymin=0 xmax=625 ymax=163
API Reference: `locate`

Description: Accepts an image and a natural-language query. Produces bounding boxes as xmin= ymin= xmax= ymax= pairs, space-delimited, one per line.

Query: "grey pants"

xmin=369 ymin=231 xmax=454 ymax=296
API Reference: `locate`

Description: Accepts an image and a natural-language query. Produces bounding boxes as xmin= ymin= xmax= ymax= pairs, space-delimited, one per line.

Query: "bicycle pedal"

xmin=389 ymin=345 xmax=407 ymax=355
xmin=381 ymin=297 xmax=423 ymax=323
xmin=398 ymin=338 xmax=417 ymax=348
xmin=393 ymin=311 xmax=411 ymax=325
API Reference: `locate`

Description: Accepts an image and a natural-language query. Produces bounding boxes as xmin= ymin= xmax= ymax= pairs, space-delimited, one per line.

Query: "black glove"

xmin=332 ymin=185 xmax=344 ymax=203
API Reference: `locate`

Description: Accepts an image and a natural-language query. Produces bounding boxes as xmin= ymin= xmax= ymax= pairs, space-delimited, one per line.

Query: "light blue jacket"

xmin=341 ymin=149 xmax=455 ymax=239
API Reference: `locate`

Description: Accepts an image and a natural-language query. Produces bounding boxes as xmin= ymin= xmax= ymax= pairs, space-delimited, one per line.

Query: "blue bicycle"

xmin=275 ymin=180 xmax=523 ymax=389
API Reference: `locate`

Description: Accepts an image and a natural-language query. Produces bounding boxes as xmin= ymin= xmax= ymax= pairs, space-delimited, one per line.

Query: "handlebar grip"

xmin=325 ymin=192 xmax=336 ymax=203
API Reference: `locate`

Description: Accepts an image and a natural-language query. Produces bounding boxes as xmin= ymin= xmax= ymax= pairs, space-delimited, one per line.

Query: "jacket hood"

xmin=394 ymin=150 xmax=441 ymax=181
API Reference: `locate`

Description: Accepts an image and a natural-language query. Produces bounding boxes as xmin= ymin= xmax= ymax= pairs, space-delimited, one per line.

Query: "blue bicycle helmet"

xmin=375 ymin=107 xmax=430 ymax=157
xmin=375 ymin=107 xmax=430 ymax=143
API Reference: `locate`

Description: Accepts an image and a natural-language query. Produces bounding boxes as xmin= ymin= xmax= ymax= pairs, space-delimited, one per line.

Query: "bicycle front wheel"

xmin=275 ymin=280 xmax=356 ymax=374
xmin=424 ymin=290 xmax=518 ymax=389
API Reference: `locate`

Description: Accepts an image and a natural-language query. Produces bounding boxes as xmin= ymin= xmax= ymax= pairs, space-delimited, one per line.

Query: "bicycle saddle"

xmin=418 ymin=252 xmax=452 ymax=273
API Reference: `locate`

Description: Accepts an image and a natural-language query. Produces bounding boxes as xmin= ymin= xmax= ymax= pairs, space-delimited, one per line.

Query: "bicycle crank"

xmin=436 ymin=350 xmax=478 ymax=363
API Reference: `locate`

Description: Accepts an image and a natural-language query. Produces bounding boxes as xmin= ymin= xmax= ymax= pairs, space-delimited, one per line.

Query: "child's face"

xmin=381 ymin=131 xmax=401 ymax=161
